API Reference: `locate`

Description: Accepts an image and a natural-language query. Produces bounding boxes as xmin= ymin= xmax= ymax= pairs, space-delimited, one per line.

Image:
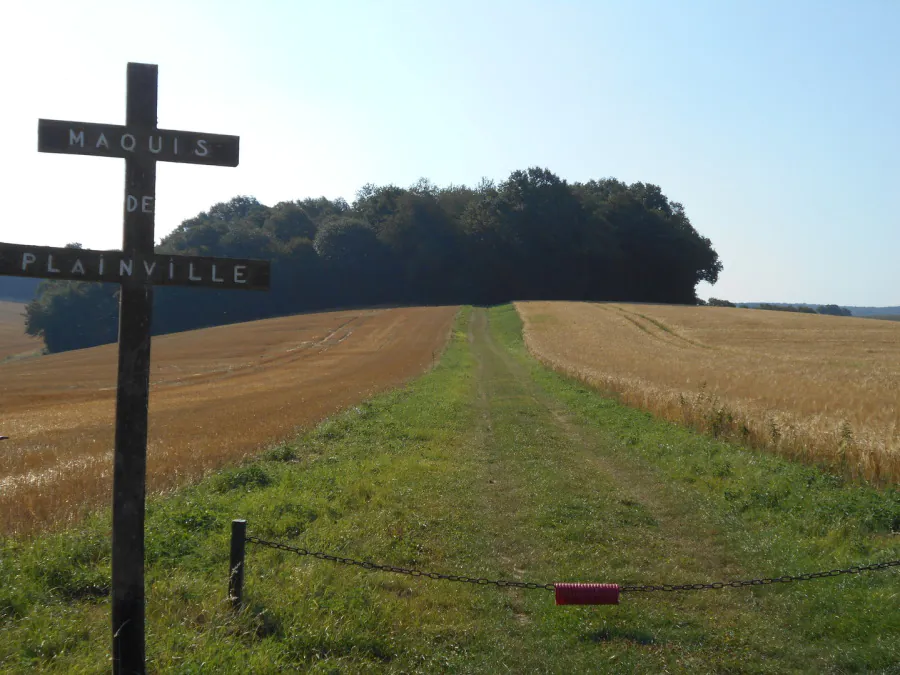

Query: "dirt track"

xmin=0 ymin=306 xmax=457 ymax=534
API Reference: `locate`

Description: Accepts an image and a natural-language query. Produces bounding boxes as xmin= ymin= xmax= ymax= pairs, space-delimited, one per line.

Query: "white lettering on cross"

xmin=47 ymin=255 xmax=60 ymax=273
xmin=148 ymin=136 xmax=162 ymax=154
xmin=211 ymin=264 xmax=223 ymax=283
xmin=120 ymin=259 xmax=133 ymax=276
xmin=189 ymin=263 xmax=201 ymax=281
xmin=69 ymin=129 xmax=84 ymax=147
xmin=126 ymin=195 xmax=154 ymax=213
xmin=96 ymin=133 xmax=109 ymax=149
xmin=234 ymin=265 xmax=247 ymax=284
xmin=71 ymin=259 xmax=86 ymax=275
xmin=21 ymin=253 xmax=36 ymax=270
xmin=143 ymin=260 xmax=157 ymax=276
xmin=120 ymin=134 xmax=136 ymax=152
xmin=195 ymin=140 xmax=209 ymax=157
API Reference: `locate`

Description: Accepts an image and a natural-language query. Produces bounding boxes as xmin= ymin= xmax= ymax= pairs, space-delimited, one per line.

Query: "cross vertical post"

xmin=111 ymin=62 xmax=157 ymax=675
xmin=0 ymin=62 xmax=269 ymax=673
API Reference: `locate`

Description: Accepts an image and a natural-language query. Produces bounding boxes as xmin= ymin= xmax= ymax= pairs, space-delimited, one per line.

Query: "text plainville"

xmin=0 ymin=243 xmax=269 ymax=290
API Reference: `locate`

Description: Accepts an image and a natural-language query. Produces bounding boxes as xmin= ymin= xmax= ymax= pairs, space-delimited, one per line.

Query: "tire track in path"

xmin=460 ymin=307 xmax=796 ymax=665
xmin=468 ymin=307 xmax=741 ymax=581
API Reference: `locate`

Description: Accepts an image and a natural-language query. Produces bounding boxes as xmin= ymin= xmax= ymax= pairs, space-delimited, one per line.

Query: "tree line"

xmin=705 ymin=299 xmax=852 ymax=316
xmin=754 ymin=303 xmax=852 ymax=316
xmin=25 ymin=168 xmax=723 ymax=353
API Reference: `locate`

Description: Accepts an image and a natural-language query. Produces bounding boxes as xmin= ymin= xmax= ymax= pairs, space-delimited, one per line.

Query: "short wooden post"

xmin=229 ymin=519 xmax=247 ymax=611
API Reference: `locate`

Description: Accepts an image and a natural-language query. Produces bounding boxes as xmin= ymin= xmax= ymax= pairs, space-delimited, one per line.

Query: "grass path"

xmin=1 ymin=306 xmax=898 ymax=672
xmin=455 ymin=307 xmax=879 ymax=672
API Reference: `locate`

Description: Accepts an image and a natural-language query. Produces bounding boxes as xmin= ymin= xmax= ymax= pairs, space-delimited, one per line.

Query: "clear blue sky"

xmin=1 ymin=1 xmax=897 ymax=305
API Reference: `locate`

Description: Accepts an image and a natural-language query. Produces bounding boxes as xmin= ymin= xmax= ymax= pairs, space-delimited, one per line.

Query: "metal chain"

xmin=245 ymin=536 xmax=555 ymax=591
xmin=246 ymin=535 xmax=899 ymax=595
xmin=621 ymin=560 xmax=900 ymax=593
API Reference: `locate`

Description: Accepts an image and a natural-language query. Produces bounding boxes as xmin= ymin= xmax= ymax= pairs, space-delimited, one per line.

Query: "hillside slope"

xmin=1 ymin=306 xmax=896 ymax=672
xmin=517 ymin=301 xmax=900 ymax=483
xmin=0 ymin=305 xmax=457 ymax=534
xmin=0 ymin=302 xmax=41 ymax=361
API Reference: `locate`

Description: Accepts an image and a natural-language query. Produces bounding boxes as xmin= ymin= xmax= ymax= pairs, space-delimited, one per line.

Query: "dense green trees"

xmin=25 ymin=168 xmax=724 ymax=352
xmin=816 ymin=304 xmax=852 ymax=317
xmin=753 ymin=303 xmax=850 ymax=316
xmin=25 ymin=281 xmax=119 ymax=352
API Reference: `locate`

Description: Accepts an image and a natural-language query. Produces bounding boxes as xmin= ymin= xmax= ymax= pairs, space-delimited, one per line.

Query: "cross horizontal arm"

xmin=38 ymin=119 xmax=240 ymax=167
xmin=0 ymin=243 xmax=269 ymax=290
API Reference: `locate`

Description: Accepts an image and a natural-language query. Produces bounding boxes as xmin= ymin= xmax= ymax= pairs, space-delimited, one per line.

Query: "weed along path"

xmin=1 ymin=306 xmax=898 ymax=672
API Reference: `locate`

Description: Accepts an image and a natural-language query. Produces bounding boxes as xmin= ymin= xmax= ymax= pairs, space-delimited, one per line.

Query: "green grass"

xmin=1 ymin=305 xmax=898 ymax=673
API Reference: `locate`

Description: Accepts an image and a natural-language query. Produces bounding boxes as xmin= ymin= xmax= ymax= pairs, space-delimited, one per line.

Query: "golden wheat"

xmin=0 ymin=301 xmax=41 ymax=361
xmin=517 ymin=301 xmax=900 ymax=485
xmin=0 ymin=306 xmax=457 ymax=534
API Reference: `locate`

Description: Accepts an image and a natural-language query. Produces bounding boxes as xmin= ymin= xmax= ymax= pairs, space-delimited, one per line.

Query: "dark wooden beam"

xmin=111 ymin=61 xmax=158 ymax=675
xmin=38 ymin=119 xmax=240 ymax=166
xmin=0 ymin=243 xmax=270 ymax=290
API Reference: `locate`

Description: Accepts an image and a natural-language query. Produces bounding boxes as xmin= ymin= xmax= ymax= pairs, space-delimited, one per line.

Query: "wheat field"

xmin=517 ymin=301 xmax=900 ymax=485
xmin=0 ymin=301 xmax=41 ymax=362
xmin=0 ymin=306 xmax=456 ymax=534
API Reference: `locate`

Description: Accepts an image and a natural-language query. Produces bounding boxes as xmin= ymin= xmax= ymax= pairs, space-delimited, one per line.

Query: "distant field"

xmin=0 ymin=306 xmax=456 ymax=534
xmin=0 ymin=302 xmax=41 ymax=361
xmin=517 ymin=302 xmax=900 ymax=484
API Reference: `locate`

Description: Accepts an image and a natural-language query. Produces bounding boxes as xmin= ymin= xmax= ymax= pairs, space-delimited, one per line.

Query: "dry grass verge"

xmin=517 ymin=301 xmax=900 ymax=485
xmin=0 ymin=306 xmax=457 ymax=534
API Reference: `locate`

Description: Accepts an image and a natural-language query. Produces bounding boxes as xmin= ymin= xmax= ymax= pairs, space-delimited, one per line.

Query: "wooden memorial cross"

xmin=0 ymin=63 xmax=269 ymax=674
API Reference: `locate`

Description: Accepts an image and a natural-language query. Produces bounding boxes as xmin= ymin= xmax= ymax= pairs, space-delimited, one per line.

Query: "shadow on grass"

xmin=582 ymin=626 xmax=656 ymax=646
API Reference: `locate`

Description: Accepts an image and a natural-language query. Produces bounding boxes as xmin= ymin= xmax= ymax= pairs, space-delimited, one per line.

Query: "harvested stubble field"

xmin=0 ymin=302 xmax=41 ymax=362
xmin=517 ymin=301 xmax=900 ymax=484
xmin=0 ymin=306 xmax=456 ymax=535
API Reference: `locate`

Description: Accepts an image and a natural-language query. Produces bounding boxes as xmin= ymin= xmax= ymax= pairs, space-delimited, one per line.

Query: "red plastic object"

xmin=554 ymin=583 xmax=620 ymax=605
